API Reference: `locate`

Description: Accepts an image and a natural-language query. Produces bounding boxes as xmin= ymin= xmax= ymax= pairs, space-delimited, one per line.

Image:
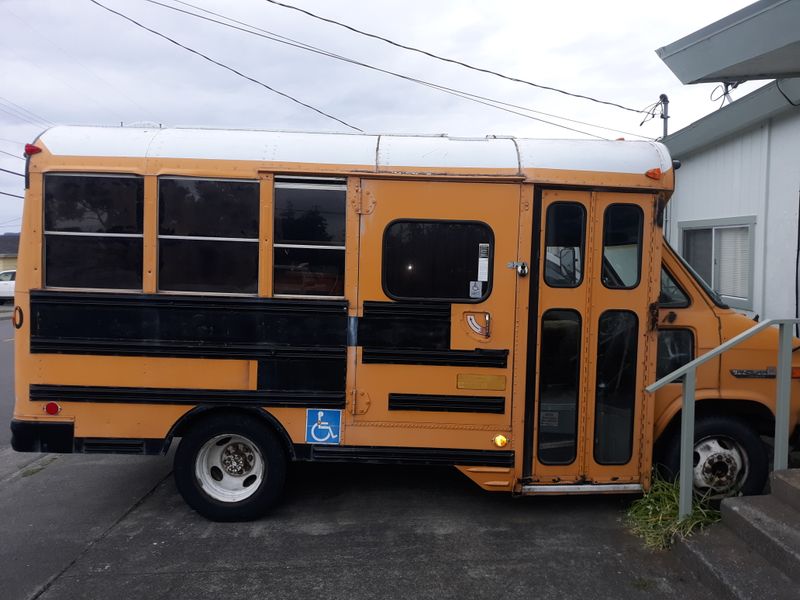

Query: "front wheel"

xmin=174 ymin=414 xmax=287 ymax=521
xmin=659 ymin=415 xmax=768 ymax=500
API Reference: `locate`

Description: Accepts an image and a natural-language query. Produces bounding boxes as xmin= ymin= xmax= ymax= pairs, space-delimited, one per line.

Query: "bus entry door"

xmin=529 ymin=190 xmax=660 ymax=485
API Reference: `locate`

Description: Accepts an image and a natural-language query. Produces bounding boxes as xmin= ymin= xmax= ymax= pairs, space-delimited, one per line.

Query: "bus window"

xmin=657 ymin=329 xmax=694 ymax=380
xmin=273 ymin=178 xmax=346 ymax=297
xmin=601 ymin=204 xmax=643 ymax=289
xmin=383 ymin=220 xmax=493 ymax=302
xmin=538 ymin=309 xmax=581 ymax=464
xmin=594 ymin=310 xmax=638 ymax=464
xmin=544 ymin=203 xmax=585 ymax=288
xmin=658 ymin=268 xmax=689 ymax=307
xmin=158 ymin=177 xmax=259 ymax=294
xmin=44 ymin=173 xmax=143 ymax=290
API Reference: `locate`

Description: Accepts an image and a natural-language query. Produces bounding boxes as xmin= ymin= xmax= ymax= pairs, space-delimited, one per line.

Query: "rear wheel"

xmin=659 ymin=415 xmax=768 ymax=500
xmin=174 ymin=414 xmax=287 ymax=521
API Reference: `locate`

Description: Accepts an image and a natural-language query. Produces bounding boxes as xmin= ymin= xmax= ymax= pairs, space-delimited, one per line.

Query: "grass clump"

xmin=626 ymin=472 xmax=721 ymax=550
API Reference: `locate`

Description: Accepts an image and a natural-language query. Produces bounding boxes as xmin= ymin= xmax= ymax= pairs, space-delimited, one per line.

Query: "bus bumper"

xmin=10 ymin=419 xmax=74 ymax=453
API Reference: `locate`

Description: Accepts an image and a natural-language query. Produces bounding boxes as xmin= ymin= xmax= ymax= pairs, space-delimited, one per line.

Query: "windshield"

xmin=663 ymin=239 xmax=729 ymax=309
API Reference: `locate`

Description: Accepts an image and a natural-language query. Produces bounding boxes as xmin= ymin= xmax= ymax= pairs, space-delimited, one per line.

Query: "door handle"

xmin=507 ymin=261 xmax=528 ymax=277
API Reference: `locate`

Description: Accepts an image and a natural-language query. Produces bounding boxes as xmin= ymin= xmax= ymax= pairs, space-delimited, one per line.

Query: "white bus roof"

xmin=36 ymin=125 xmax=672 ymax=182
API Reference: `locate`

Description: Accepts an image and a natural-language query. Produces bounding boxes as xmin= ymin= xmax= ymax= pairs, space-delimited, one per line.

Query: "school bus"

xmin=10 ymin=126 xmax=800 ymax=521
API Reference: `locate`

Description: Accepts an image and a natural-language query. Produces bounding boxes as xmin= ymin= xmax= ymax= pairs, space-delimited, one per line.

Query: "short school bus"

xmin=11 ymin=126 xmax=800 ymax=521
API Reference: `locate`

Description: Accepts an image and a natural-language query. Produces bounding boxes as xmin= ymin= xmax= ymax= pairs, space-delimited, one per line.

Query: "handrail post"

xmin=679 ymin=368 xmax=696 ymax=520
xmin=774 ymin=322 xmax=793 ymax=471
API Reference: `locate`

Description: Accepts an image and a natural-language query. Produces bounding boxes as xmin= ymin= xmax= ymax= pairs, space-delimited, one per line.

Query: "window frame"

xmin=42 ymin=172 xmax=145 ymax=293
xmin=679 ymin=216 xmax=756 ymax=310
xmin=272 ymin=176 xmax=347 ymax=300
xmin=381 ymin=217 xmax=495 ymax=303
xmin=157 ymin=175 xmax=260 ymax=296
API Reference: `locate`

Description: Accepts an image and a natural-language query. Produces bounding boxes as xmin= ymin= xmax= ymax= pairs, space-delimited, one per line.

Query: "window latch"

xmin=507 ymin=261 xmax=528 ymax=277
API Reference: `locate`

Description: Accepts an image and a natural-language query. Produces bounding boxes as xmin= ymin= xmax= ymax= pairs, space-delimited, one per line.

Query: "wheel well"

xmin=166 ymin=406 xmax=296 ymax=460
xmin=655 ymin=399 xmax=775 ymax=455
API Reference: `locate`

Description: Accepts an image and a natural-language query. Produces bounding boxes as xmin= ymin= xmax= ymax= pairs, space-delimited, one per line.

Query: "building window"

xmin=383 ymin=220 xmax=494 ymax=302
xmin=158 ymin=177 xmax=259 ymax=294
xmin=273 ymin=177 xmax=346 ymax=297
xmin=680 ymin=217 xmax=755 ymax=310
xmin=44 ymin=173 xmax=144 ymax=290
xmin=544 ymin=202 xmax=585 ymax=288
xmin=602 ymin=204 xmax=643 ymax=289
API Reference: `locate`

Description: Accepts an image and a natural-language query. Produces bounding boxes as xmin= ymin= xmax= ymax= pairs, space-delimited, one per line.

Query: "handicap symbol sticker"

xmin=306 ymin=409 xmax=342 ymax=445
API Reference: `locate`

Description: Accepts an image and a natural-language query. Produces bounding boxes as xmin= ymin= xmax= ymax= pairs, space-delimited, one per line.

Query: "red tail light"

xmin=44 ymin=402 xmax=61 ymax=415
xmin=24 ymin=144 xmax=42 ymax=156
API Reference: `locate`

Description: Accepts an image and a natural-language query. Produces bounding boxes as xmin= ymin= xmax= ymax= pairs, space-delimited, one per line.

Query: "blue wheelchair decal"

xmin=305 ymin=409 xmax=341 ymax=445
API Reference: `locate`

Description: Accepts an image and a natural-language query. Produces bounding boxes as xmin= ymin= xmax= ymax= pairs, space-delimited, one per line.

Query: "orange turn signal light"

xmin=645 ymin=168 xmax=662 ymax=180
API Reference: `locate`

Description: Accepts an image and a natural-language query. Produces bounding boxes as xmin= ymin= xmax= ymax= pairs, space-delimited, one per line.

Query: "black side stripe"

xmin=301 ymin=444 xmax=514 ymax=467
xmin=29 ymin=385 xmax=346 ymax=408
xmin=388 ymin=393 xmax=504 ymax=413
xmin=362 ymin=348 xmax=508 ymax=367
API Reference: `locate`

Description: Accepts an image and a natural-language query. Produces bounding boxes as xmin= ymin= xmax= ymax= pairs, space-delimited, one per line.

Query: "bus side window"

xmin=658 ymin=268 xmax=689 ymax=307
xmin=382 ymin=220 xmax=494 ymax=302
xmin=44 ymin=173 xmax=144 ymax=290
xmin=273 ymin=177 xmax=346 ymax=297
xmin=601 ymin=204 xmax=643 ymax=289
xmin=544 ymin=202 xmax=586 ymax=288
xmin=656 ymin=329 xmax=694 ymax=381
xmin=158 ymin=177 xmax=259 ymax=294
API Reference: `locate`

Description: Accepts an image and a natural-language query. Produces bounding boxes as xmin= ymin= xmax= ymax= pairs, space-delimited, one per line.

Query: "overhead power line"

xmin=0 ymin=96 xmax=53 ymax=126
xmin=263 ymin=0 xmax=649 ymax=116
xmin=0 ymin=191 xmax=23 ymax=199
xmin=0 ymin=168 xmax=24 ymax=177
xmin=89 ymin=0 xmax=363 ymax=132
xmin=145 ymin=0 xmax=650 ymax=140
xmin=0 ymin=149 xmax=24 ymax=161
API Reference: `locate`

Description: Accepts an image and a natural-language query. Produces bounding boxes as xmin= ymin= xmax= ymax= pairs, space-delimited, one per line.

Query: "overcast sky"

xmin=0 ymin=0 xmax=765 ymax=233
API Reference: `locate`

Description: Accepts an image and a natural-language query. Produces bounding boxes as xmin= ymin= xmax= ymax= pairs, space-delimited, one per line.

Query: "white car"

xmin=0 ymin=270 xmax=15 ymax=303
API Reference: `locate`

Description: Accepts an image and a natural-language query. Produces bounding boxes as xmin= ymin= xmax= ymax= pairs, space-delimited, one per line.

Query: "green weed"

xmin=626 ymin=472 xmax=720 ymax=550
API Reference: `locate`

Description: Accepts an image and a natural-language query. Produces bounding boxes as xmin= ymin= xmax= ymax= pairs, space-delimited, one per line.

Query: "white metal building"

xmin=657 ymin=0 xmax=800 ymax=320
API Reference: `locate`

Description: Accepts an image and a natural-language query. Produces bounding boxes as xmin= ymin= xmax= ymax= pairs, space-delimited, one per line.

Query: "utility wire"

xmin=0 ymin=96 xmax=53 ymax=126
xmin=0 ymin=168 xmax=24 ymax=178
xmin=0 ymin=150 xmax=24 ymax=161
xmin=0 ymin=192 xmax=23 ymax=199
xmin=263 ymin=0 xmax=649 ymax=115
xmin=144 ymin=0 xmax=644 ymax=140
xmin=0 ymin=104 xmax=44 ymax=128
xmin=0 ymin=138 xmax=24 ymax=147
xmin=88 ymin=0 xmax=363 ymax=132
xmin=0 ymin=216 xmax=22 ymax=226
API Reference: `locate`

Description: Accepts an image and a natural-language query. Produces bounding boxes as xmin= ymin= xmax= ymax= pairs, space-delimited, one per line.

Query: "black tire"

xmin=658 ymin=414 xmax=768 ymax=499
xmin=174 ymin=413 xmax=287 ymax=521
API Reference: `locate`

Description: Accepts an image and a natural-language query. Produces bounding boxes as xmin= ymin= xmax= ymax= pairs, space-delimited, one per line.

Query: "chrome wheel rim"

xmin=195 ymin=434 xmax=264 ymax=503
xmin=692 ymin=435 xmax=749 ymax=499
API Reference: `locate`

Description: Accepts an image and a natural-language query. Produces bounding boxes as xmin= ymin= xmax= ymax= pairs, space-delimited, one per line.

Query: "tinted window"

xmin=45 ymin=236 xmax=142 ymax=289
xmin=274 ymin=186 xmax=346 ymax=245
xmin=657 ymin=329 xmax=694 ymax=381
xmin=273 ymin=180 xmax=346 ymax=297
xmin=45 ymin=174 xmax=143 ymax=234
xmin=158 ymin=178 xmax=259 ymax=294
xmin=659 ymin=268 xmax=689 ymax=307
xmin=274 ymin=246 xmax=345 ymax=296
xmin=44 ymin=173 xmax=144 ymax=290
xmin=383 ymin=220 xmax=493 ymax=302
xmin=602 ymin=204 xmax=643 ymax=289
xmin=159 ymin=178 xmax=258 ymax=238
xmin=159 ymin=239 xmax=258 ymax=294
xmin=594 ymin=310 xmax=638 ymax=465
xmin=538 ymin=310 xmax=581 ymax=464
xmin=544 ymin=203 xmax=585 ymax=288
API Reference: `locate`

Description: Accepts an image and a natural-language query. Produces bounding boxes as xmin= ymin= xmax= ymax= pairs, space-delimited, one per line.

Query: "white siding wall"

xmin=666 ymin=110 xmax=800 ymax=320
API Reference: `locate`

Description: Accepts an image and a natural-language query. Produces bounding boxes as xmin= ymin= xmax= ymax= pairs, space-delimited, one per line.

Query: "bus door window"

xmin=544 ymin=203 xmax=586 ymax=288
xmin=601 ymin=204 xmax=643 ymax=289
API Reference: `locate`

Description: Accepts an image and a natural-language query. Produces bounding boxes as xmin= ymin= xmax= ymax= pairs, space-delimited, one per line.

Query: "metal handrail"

xmin=646 ymin=318 xmax=800 ymax=519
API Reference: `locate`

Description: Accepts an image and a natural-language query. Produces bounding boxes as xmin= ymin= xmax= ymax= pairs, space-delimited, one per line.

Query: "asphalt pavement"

xmin=0 ymin=313 xmax=715 ymax=600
